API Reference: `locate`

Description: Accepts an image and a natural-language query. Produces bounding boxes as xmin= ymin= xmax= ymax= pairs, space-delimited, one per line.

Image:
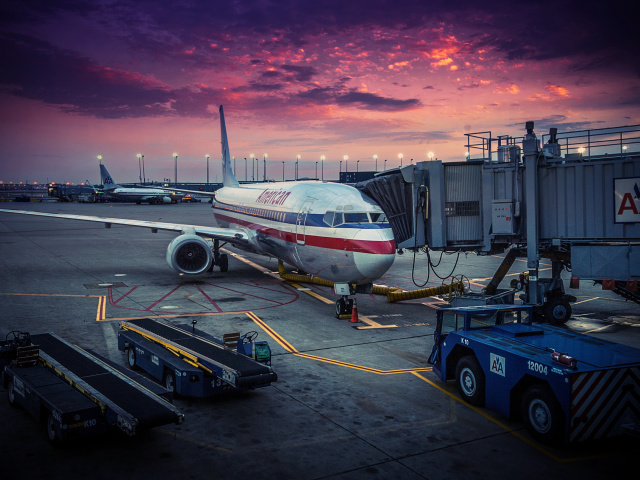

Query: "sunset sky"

xmin=1 ymin=0 xmax=637 ymax=184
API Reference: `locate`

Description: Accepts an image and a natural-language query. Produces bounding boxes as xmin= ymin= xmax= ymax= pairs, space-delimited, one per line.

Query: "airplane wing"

xmin=0 ymin=208 xmax=249 ymax=245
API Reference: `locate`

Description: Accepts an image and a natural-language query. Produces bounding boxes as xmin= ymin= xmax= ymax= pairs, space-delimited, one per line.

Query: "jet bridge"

xmin=358 ymin=122 xmax=640 ymax=321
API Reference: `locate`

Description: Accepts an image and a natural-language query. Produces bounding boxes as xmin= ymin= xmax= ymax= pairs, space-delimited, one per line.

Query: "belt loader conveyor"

xmin=2 ymin=332 xmax=184 ymax=443
xmin=118 ymin=318 xmax=277 ymax=397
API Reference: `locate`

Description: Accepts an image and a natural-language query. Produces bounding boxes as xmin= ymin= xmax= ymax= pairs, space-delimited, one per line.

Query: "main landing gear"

xmin=208 ymin=239 xmax=229 ymax=273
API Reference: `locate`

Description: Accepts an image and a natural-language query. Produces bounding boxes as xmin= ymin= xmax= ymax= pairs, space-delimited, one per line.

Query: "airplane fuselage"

xmin=106 ymin=188 xmax=182 ymax=203
xmin=212 ymin=180 xmax=396 ymax=284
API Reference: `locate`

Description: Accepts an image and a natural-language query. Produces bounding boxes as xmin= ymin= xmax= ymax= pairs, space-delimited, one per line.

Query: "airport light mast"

xmin=173 ymin=153 xmax=178 ymax=187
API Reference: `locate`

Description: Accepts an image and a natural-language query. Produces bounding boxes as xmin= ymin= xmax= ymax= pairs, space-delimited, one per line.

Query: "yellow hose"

xmin=277 ymin=262 xmax=456 ymax=303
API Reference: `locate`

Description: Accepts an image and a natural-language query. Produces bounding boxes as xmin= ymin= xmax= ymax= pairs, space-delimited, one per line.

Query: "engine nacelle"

xmin=166 ymin=234 xmax=212 ymax=274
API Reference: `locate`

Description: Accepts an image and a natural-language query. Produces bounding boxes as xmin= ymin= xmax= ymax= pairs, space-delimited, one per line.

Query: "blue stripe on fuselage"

xmin=212 ymin=201 xmax=389 ymax=230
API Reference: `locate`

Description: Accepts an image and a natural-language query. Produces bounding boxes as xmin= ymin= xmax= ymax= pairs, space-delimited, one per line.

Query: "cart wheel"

xmin=218 ymin=254 xmax=229 ymax=272
xmin=46 ymin=413 xmax=60 ymax=444
xmin=455 ymin=355 xmax=485 ymax=406
xmin=7 ymin=378 xmax=18 ymax=408
xmin=127 ymin=347 xmax=137 ymax=369
xmin=164 ymin=370 xmax=176 ymax=393
xmin=521 ymin=384 xmax=564 ymax=445
xmin=335 ymin=298 xmax=346 ymax=316
xmin=544 ymin=299 xmax=571 ymax=325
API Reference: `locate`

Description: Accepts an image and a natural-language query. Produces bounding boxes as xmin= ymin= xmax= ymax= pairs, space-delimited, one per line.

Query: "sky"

xmin=1 ymin=0 xmax=638 ymax=184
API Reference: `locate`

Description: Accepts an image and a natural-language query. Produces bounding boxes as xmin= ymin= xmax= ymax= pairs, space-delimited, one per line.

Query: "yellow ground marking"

xmin=472 ymin=266 xmax=552 ymax=283
xmin=354 ymin=315 xmax=397 ymax=329
xmin=246 ymin=311 xmax=428 ymax=374
xmin=0 ymin=292 xmax=108 ymax=322
xmin=411 ymin=371 xmax=611 ymax=463
xmin=287 ymin=281 xmax=334 ymax=304
xmin=572 ymin=297 xmax=598 ymax=305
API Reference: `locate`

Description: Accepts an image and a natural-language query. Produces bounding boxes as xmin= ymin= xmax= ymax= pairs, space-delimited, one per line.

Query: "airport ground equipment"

xmin=118 ymin=318 xmax=277 ymax=397
xmin=427 ymin=304 xmax=640 ymax=445
xmin=358 ymin=123 xmax=640 ymax=322
xmin=1 ymin=332 xmax=183 ymax=443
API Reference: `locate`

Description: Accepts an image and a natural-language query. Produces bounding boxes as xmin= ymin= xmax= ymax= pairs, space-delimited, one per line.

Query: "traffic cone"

xmin=350 ymin=297 xmax=359 ymax=323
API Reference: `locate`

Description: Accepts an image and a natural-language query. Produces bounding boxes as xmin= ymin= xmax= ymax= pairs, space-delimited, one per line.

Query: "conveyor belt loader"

xmin=118 ymin=318 xmax=277 ymax=397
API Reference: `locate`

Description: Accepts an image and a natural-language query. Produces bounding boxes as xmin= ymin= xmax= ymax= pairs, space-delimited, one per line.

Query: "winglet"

xmin=99 ymin=164 xmax=120 ymax=191
xmin=220 ymin=105 xmax=239 ymax=187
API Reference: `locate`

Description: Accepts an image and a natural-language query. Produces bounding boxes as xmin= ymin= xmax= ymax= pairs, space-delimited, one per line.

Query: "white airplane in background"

xmin=0 ymin=106 xmax=396 ymax=314
xmin=100 ymin=164 xmax=184 ymax=204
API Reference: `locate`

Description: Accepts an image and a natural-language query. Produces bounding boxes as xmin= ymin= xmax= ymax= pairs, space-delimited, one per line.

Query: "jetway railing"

xmin=465 ymin=124 xmax=640 ymax=163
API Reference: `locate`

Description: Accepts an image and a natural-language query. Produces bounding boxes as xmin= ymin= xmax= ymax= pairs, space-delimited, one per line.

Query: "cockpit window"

xmin=344 ymin=212 xmax=369 ymax=224
xmin=323 ymin=211 xmax=334 ymax=226
xmin=370 ymin=212 xmax=387 ymax=223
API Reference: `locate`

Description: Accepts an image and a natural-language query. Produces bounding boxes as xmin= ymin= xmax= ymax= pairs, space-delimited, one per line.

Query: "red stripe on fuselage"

xmin=214 ymin=212 xmax=395 ymax=255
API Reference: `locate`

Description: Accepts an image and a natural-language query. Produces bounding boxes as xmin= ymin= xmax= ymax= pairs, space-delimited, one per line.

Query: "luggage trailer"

xmin=2 ymin=332 xmax=184 ymax=443
xmin=118 ymin=318 xmax=277 ymax=397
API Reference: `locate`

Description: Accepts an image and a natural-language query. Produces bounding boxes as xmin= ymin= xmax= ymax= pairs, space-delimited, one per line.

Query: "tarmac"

xmin=0 ymin=201 xmax=638 ymax=480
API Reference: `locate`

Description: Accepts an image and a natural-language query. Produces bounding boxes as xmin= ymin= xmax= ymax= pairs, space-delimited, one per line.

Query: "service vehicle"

xmin=118 ymin=318 xmax=277 ymax=397
xmin=428 ymin=304 xmax=640 ymax=445
xmin=1 ymin=331 xmax=183 ymax=443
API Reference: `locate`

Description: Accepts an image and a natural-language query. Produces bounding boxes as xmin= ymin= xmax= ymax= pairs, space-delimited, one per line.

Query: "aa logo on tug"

xmin=490 ymin=353 xmax=506 ymax=377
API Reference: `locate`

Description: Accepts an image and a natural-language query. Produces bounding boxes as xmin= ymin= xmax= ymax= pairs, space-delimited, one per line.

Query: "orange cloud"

xmin=546 ymin=83 xmax=570 ymax=97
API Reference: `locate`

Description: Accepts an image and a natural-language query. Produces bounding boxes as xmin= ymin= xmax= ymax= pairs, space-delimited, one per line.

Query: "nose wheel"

xmin=335 ymin=296 xmax=354 ymax=317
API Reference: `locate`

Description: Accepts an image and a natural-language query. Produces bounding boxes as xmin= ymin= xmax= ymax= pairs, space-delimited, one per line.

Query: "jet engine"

xmin=166 ymin=234 xmax=212 ymax=274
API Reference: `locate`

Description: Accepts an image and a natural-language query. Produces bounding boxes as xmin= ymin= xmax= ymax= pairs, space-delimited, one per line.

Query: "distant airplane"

xmin=100 ymin=164 xmax=184 ymax=204
xmin=0 ymin=106 xmax=396 ymax=314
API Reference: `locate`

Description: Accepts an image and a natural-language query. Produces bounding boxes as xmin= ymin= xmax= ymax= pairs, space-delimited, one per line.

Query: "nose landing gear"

xmin=335 ymin=296 xmax=354 ymax=317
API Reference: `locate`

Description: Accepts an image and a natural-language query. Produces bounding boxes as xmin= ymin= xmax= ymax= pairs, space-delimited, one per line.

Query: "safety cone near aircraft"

xmin=350 ymin=297 xmax=359 ymax=323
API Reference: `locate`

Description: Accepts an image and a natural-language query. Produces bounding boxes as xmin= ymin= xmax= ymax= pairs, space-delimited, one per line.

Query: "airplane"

xmin=100 ymin=163 xmax=184 ymax=204
xmin=0 ymin=106 xmax=396 ymax=315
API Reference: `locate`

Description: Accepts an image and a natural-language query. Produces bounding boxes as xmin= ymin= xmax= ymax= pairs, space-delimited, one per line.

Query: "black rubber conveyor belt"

xmin=31 ymin=333 xmax=177 ymax=430
xmin=128 ymin=318 xmax=270 ymax=377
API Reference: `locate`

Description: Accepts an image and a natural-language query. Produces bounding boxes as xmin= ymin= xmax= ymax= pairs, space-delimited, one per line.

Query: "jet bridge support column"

xmin=523 ymin=121 xmax=540 ymax=305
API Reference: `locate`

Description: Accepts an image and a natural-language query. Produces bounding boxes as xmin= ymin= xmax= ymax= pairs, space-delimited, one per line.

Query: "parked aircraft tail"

xmin=99 ymin=164 xmax=120 ymax=191
xmin=220 ymin=105 xmax=239 ymax=188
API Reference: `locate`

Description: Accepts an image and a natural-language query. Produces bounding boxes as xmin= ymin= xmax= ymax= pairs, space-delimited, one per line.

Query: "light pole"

xmin=339 ymin=160 xmax=342 ymax=177
xmin=173 ymin=153 xmax=178 ymax=186
xmin=206 ymin=154 xmax=210 ymax=184
xmin=344 ymin=155 xmax=348 ymax=174
xmin=296 ymin=154 xmax=300 ymax=180
xmin=384 ymin=158 xmax=387 ymax=170
xmin=244 ymin=158 xmax=247 ymax=181
xmin=315 ymin=161 xmax=318 ymax=179
xmin=263 ymin=153 xmax=268 ymax=182
xmin=320 ymin=155 xmax=325 ymax=181
xmin=428 ymin=151 xmax=434 ymax=161
xmin=137 ymin=154 xmax=142 ymax=183
xmin=357 ymin=159 xmax=359 ymax=174
xmin=398 ymin=153 xmax=403 ymax=167
xmin=250 ymin=153 xmax=255 ymax=181
xmin=373 ymin=154 xmax=377 ymax=171
xmin=282 ymin=161 xmax=284 ymax=181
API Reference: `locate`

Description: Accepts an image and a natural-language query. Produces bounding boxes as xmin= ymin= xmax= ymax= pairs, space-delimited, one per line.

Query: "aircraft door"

xmin=296 ymin=200 xmax=315 ymax=245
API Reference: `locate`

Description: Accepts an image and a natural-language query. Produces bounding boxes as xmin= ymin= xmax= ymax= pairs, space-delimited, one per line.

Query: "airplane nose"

xmin=353 ymin=229 xmax=395 ymax=282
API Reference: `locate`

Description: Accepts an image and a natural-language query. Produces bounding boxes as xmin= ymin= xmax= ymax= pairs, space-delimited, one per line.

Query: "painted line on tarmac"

xmin=246 ymin=311 xmax=430 ymax=375
xmin=0 ymin=292 xmax=108 ymax=322
xmin=410 ymin=371 xmax=608 ymax=463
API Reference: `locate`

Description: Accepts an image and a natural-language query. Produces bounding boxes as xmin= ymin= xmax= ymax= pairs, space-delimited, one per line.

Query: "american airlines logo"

xmin=615 ymin=177 xmax=640 ymax=223
xmin=256 ymin=189 xmax=291 ymax=205
xmin=103 ymin=176 xmax=114 ymax=185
